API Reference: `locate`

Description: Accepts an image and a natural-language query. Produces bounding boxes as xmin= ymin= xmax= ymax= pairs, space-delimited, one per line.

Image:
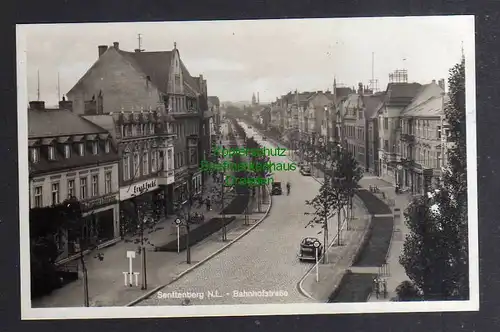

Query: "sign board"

xmin=126 ymin=251 xmax=136 ymax=259
xmin=174 ymin=218 xmax=182 ymax=225
xmin=120 ymin=178 xmax=159 ymax=201
xmin=313 ymin=241 xmax=320 ymax=248
xmin=397 ymin=165 xmax=403 ymax=170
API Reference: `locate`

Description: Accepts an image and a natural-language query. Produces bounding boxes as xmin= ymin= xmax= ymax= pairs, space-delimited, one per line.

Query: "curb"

xmin=296 ymin=185 xmax=372 ymax=302
xmin=126 ymin=184 xmax=273 ymax=306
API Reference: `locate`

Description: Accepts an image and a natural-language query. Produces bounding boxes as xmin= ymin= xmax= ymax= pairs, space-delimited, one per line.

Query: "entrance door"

xmin=97 ymin=209 xmax=115 ymax=242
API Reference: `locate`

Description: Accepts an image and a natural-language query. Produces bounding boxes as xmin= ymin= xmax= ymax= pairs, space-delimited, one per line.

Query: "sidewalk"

xmin=32 ymin=126 xmax=269 ymax=308
xmin=300 ymin=203 xmax=369 ymax=302
xmin=357 ymin=175 xmax=413 ymax=302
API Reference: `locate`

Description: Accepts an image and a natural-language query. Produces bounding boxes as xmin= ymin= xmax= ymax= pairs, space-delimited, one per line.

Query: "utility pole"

xmin=37 ymin=69 xmax=40 ymax=101
xmin=57 ymin=72 xmax=60 ymax=101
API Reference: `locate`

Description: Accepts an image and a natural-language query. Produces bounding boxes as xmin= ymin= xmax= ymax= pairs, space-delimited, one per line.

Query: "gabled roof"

xmin=402 ymin=94 xmax=449 ymax=117
xmin=29 ymin=109 xmax=107 ymax=139
xmin=362 ymin=92 xmax=386 ymax=119
xmin=384 ymin=82 xmax=422 ymax=106
xmin=68 ymin=46 xmax=202 ymax=97
xmin=208 ymin=96 xmax=220 ymax=107
xmin=118 ymin=50 xmax=173 ymax=95
xmin=401 ymin=82 xmax=444 ymax=114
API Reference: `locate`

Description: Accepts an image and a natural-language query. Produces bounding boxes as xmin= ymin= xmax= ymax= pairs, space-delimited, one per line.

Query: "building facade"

xmin=66 ymin=41 xmax=211 ymax=210
xmin=28 ymin=100 xmax=120 ymax=261
xmin=398 ymin=81 xmax=446 ymax=194
xmin=377 ymin=81 xmax=422 ymax=184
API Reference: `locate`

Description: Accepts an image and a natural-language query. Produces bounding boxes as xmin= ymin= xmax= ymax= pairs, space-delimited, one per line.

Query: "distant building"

xmin=28 ymin=100 xmax=120 ymax=262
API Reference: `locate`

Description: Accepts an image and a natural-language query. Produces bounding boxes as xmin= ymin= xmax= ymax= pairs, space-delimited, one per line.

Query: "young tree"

xmin=305 ymin=179 xmax=340 ymax=263
xmin=399 ymin=58 xmax=468 ymax=300
xmin=394 ymin=280 xmax=422 ymax=301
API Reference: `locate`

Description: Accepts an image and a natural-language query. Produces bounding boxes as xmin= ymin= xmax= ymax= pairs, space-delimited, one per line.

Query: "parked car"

xmin=300 ymin=166 xmax=311 ymax=176
xmin=271 ymin=182 xmax=283 ymax=195
xmin=298 ymin=237 xmax=322 ymax=262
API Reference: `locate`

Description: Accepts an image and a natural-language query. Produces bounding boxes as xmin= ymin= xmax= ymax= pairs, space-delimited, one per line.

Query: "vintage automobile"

xmin=271 ymin=182 xmax=283 ymax=195
xmin=298 ymin=237 xmax=323 ymax=262
xmin=300 ymin=165 xmax=311 ymax=176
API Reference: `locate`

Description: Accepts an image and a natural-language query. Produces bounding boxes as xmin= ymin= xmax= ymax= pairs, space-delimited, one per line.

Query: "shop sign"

xmin=82 ymin=193 xmax=118 ymax=212
xmin=120 ymin=178 xmax=159 ymax=201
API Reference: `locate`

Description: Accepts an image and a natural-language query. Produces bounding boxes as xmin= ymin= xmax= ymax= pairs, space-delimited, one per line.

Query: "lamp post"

xmin=130 ymin=197 xmax=148 ymax=290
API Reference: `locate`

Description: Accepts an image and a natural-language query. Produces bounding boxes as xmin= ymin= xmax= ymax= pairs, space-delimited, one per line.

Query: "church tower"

xmin=252 ymin=92 xmax=256 ymax=106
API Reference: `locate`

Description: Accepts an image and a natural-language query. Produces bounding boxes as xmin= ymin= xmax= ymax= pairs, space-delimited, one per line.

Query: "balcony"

xmin=400 ymin=133 xmax=415 ymax=144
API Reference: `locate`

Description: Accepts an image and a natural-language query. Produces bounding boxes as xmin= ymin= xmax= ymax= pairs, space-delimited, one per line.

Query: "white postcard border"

xmin=17 ymin=16 xmax=479 ymax=320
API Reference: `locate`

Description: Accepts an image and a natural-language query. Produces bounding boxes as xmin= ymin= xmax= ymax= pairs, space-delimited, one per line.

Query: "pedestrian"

xmin=206 ymin=197 xmax=211 ymax=211
xmin=395 ymin=184 xmax=400 ymax=194
xmin=374 ymin=278 xmax=380 ymax=299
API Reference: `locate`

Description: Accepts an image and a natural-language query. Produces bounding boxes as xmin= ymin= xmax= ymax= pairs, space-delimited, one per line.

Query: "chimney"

xmin=59 ymin=96 xmax=73 ymax=110
xmin=113 ymin=42 xmax=119 ymax=49
xmin=98 ymin=45 xmax=108 ymax=57
xmin=438 ymin=78 xmax=445 ymax=91
xmin=358 ymin=82 xmax=364 ymax=95
xmin=29 ymin=101 xmax=45 ymax=110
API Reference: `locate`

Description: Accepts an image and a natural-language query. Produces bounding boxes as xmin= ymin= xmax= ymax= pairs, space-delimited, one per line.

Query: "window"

xmin=91 ymin=174 xmax=99 ymax=197
xmin=150 ymin=123 xmax=155 ymax=134
xmin=92 ymin=141 xmax=98 ymax=155
xmin=151 ymin=150 xmax=157 ymax=172
xmin=133 ymin=153 xmax=140 ymax=176
xmin=105 ymin=140 xmax=110 ymax=153
xmin=437 ymin=152 xmax=442 ymax=168
xmin=437 ymin=126 xmax=442 ymax=139
xmin=384 ymin=118 xmax=388 ymax=130
xmin=30 ymin=148 xmax=39 ymax=163
xmin=80 ymin=177 xmax=87 ymax=199
xmin=105 ymin=172 xmax=112 ymax=194
xmin=123 ymin=155 xmax=130 ymax=181
xmin=48 ymin=146 xmax=56 ymax=160
xmin=384 ymin=140 xmax=389 ymax=152
xmin=34 ymin=186 xmax=43 ymax=208
xmin=143 ymin=151 xmax=149 ymax=175
xmin=64 ymin=144 xmax=71 ymax=158
xmin=67 ymin=179 xmax=75 ymax=198
xmin=127 ymin=125 xmax=132 ymax=137
xmin=51 ymin=182 xmax=60 ymax=205
xmin=79 ymin=143 xmax=85 ymax=156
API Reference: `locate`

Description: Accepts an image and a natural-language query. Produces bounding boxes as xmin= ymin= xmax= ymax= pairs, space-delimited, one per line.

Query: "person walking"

xmin=206 ymin=197 xmax=211 ymax=211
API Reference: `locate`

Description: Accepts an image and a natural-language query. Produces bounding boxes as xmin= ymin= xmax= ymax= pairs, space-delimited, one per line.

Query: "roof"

xmin=335 ymin=87 xmax=353 ymax=99
xmin=402 ymin=82 xmax=444 ymax=113
xmin=402 ymin=94 xmax=449 ymax=117
xmin=343 ymin=94 xmax=361 ymax=109
xmin=362 ymin=92 xmax=385 ymax=119
xmin=28 ymin=109 xmax=108 ymax=139
xmin=118 ymin=50 xmax=173 ymax=95
xmin=384 ymin=82 xmax=422 ymax=106
xmin=81 ymin=115 xmax=118 ymax=141
xmin=208 ymin=96 xmax=220 ymax=107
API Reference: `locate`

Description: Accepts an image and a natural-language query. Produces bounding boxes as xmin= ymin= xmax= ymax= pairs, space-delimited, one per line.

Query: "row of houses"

xmin=266 ymin=72 xmax=452 ymax=195
xmin=28 ymin=41 xmax=221 ymax=262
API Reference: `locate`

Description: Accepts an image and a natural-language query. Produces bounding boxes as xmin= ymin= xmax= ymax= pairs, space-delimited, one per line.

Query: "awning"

xmin=86 ymin=134 xmax=97 ymax=140
xmin=28 ymin=139 xmax=38 ymax=146
xmin=72 ymin=135 xmax=84 ymax=141
xmin=57 ymin=136 xmax=71 ymax=143
xmin=41 ymin=138 xmax=55 ymax=145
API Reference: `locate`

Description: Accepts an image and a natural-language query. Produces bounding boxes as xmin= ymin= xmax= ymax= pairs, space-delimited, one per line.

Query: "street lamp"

xmin=130 ymin=197 xmax=149 ymax=290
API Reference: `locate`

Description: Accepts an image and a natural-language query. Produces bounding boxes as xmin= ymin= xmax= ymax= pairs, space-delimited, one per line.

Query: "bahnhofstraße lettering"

xmin=212 ymin=146 xmax=287 ymax=157
xmin=200 ymin=160 xmax=297 ymax=172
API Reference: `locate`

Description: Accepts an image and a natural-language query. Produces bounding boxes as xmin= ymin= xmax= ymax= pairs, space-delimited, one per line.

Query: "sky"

xmin=19 ymin=16 xmax=474 ymax=106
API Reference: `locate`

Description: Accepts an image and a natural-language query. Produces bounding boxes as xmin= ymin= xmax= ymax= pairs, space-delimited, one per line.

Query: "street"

xmin=136 ymin=121 xmax=343 ymax=306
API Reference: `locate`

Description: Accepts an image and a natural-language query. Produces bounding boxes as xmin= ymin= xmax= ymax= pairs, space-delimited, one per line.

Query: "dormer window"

xmin=64 ymin=144 xmax=71 ymax=158
xmin=92 ymin=141 xmax=98 ymax=155
xmin=30 ymin=147 xmax=39 ymax=163
xmin=150 ymin=123 xmax=155 ymax=134
xmin=48 ymin=145 xmax=56 ymax=160
xmin=105 ymin=140 xmax=110 ymax=153
xmin=79 ymin=143 xmax=85 ymax=156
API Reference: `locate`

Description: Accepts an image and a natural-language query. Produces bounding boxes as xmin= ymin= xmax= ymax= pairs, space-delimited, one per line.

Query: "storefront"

xmin=119 ymin=178 xmax=166 ymax=234
xmin=67 ymin=193 xmax=120 ymax=254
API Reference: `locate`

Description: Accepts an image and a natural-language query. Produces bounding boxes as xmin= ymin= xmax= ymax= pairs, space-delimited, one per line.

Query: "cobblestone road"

xmin=137 ymin=122 xmax=339 ymax=306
